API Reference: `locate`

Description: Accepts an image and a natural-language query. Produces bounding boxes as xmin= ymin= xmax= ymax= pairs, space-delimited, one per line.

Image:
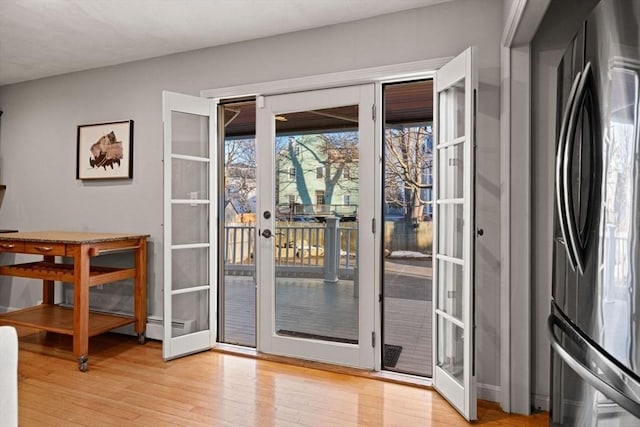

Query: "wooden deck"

xmin=222 ymin=258 xmax=433 ymax=376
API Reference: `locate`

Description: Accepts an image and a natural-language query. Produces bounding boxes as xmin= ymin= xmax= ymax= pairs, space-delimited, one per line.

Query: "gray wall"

xmin=0 ymin=0 xmax=503 ymax=394
xmin=530 ymin=0 xmax=600 ymax=409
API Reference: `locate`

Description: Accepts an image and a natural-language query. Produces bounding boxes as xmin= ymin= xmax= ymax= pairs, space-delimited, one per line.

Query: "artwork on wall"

xmin=76 ymin=120 xmax=134 ymax=180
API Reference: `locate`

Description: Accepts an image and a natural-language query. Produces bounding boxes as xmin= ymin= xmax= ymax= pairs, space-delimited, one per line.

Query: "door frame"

xmin=202 ymin=56 xmax=454 ymax=374
xmin=255 ymin=84 xmax=376 ymax=368
xmin=431 ymin=47 xmax=478 ymax=421
xmin=162 ymin=91 xmax=218 ymax=361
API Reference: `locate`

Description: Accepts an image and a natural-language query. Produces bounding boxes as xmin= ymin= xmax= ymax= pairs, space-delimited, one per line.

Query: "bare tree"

xmin=384 ymin=125 xmax=433 ymax=222
xmin=224 ymin=138 xmax=256 ymax=213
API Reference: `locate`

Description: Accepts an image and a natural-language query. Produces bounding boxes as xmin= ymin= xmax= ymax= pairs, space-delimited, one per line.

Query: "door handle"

xmin=556 ymin=70 xmax=582 ymax=271
xmin=261 ymin=229 xmax=273 ymax=238
xmin=547 ymin=302 xmax=640 ymax=418
xmin=562 ymin=61 xmax=594 ymax=274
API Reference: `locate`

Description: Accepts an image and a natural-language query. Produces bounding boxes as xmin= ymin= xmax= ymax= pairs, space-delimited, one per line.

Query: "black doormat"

xmin=383 ymin=344 xmax=403 ymax=368
xmin=277 ymin=330 xmax=358 ymax=344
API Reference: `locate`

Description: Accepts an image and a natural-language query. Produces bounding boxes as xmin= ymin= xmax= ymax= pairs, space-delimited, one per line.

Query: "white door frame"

xmin=255 ymin=84 xmax=376 ymax=368
xmin=431 ymin=47 xmax=477 ymax=421
xmin=162 ymin=91 xmax=218 ymax=360
xmin=201 ymin=57 xmax=449 ymax=373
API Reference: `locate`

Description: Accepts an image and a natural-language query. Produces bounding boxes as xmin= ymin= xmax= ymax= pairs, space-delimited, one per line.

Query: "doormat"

xmin=277 ymin=330 xmax=358 ymax=344
xmin=383 ymin=344 xmax=403 ymax=368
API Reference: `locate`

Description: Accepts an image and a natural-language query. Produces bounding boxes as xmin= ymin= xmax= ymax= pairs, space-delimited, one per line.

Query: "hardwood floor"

xmin=14 ymin=327 xmax=548 ymax=426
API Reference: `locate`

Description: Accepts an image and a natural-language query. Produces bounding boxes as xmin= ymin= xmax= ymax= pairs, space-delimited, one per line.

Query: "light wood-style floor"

xmin=13 ymin=327 xmax=548 ymax=426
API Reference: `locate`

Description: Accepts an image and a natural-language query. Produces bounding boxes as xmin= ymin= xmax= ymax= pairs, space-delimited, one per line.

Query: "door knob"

xmin=261 ymin=229 xmax=273 ymax=238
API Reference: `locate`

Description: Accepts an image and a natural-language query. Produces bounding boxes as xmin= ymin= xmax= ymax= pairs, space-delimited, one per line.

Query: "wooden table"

xmin=0 ymin=231 xmax=148 ymax=371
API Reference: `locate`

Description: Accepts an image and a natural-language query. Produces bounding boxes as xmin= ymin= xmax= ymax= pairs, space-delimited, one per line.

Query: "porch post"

xmin=324 ymin=216 xmax=340 ymax=283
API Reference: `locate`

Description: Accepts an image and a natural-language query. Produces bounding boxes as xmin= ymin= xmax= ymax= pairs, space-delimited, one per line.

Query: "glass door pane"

xmin=219 ymin=99 xmax=257 ymax=347
xmin=273 ymin=107 xmax=360 ymax=345
xmin=382 ymin=80 xmax=434 ymax=377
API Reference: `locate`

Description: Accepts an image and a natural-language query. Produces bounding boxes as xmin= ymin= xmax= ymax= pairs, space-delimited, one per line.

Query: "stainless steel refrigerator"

xmin=549 ymin=0 xmax=640 ymax=425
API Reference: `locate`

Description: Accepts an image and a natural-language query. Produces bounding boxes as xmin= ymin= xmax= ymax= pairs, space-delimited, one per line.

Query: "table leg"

xmin=42 ymin=255 xmax=55 ymax=305
xmin=134 ymin=237 xmax=147 ymax=344
xmin=72 ymin=244 xmax=90 ymax=371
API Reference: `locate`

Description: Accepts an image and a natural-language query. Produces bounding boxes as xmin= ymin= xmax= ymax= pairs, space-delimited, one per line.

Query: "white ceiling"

xmin=0 ymin=0 xmax=452 ymax=86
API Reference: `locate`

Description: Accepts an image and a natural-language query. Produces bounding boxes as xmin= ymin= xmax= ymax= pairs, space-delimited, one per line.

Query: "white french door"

xmin=161 ymin=91 xmax=217 ymax=360
xmin=256 ymin=85 xmax=376 ymax=368
xmin=432 ymin=48 xmax=477 ymax=420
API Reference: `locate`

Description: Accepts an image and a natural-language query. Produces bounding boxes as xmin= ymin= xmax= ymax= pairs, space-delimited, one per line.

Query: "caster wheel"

xmin=78 ymin=356 xmax=88 ymax=372
xmin=138 ymin=334 xmax=146 ymax=345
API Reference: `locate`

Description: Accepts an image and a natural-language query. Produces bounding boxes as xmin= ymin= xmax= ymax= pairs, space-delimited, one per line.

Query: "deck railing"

xmin=224 ymin=220 xmax=357 ymax=279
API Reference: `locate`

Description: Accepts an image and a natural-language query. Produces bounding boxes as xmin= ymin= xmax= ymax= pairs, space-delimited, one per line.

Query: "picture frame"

xmin=76 ymin=120 xmax=134 ymax=180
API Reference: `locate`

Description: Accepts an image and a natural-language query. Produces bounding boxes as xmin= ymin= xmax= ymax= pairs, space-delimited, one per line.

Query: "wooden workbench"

xmin=0 ymin=231 xmax=148 ymax=371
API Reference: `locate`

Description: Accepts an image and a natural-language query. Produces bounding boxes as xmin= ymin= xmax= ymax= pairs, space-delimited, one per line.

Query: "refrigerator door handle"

xmin=562 ymin=62 xmax=594 ymax=274
xmin=556 ymin=71 xmax=582 ymax=270
xmin=548 ymin=305 xmax=640 ymax=418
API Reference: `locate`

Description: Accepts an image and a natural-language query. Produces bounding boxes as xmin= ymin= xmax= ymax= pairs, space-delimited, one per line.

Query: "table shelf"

xmin=0 ymin=304 xmax=135 ymax=336
xmin=0 ymin=261 xmax=136 ymax=287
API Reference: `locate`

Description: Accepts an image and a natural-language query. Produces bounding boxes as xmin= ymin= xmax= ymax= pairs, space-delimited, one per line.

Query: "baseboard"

xmin=0 ymin=305 xmax=18 ymax=314
xmin=478 ymin=382 xmax=501 ymax=403
xmin=533 ymin=394 xmax=550 ymax=411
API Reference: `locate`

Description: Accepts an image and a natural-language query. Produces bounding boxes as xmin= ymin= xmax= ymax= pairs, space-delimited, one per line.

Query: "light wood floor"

xmin=14 ymin=327 xmax=548 ymax=426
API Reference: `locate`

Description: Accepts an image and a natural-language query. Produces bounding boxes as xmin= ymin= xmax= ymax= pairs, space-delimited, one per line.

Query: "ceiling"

xmin=223 ymin=80 xmax=432 ymax=137
xmin=0 ymin=0 xmax=452 ymax=87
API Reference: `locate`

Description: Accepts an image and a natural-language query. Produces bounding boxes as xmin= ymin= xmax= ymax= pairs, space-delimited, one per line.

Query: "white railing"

xmin=224 ymin=221 xmax=357 ymax=278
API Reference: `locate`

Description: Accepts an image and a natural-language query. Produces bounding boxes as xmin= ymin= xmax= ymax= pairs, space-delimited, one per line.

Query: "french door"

xmin=255 ymin=85 xmax=376 ymax=368
xmin=432 ymin=48 xmax=477 ymax=420
xmin=159 ymin=52 xmax=478 ymax=418
xmin=161 ymin=91 xmax=217 ymax=360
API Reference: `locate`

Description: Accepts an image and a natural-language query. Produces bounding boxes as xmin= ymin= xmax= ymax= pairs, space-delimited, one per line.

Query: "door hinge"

xmin=371 ymin=331 xmax=376 ymax=348
xmin=371 ymin=218 xmax=376 ymax=234
xmin=372 ymin=104 xmax=376 ymax=121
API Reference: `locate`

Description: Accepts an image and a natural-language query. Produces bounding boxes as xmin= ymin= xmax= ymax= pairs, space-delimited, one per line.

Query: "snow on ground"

xmin=388 ymin=251 xmax=430 ymax=259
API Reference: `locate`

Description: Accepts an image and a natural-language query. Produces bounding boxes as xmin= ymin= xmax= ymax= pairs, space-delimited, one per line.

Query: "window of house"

xmin=343 ymin=167 xmax=350 ymax=179
xmin=316 ymin=190 xmax=325 ymax=206
xmin=288 ymin=194 xmax=296 ymax=205
xmin=289 ymin=168 xmax=296 ymax=179
xmin=343 ymin=195 xmax=350 ymax=205
xmin=316 ymin=166 xmax=324 ymax=178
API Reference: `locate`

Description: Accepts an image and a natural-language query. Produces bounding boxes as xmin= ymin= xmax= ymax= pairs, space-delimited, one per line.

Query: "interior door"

xmin=162 ymin=91 xmax=217 ymax=360
xmin=432 ymin=47 xmax=477 ymax=420
xmin=256 ymin=85 xmax=375 ymax=368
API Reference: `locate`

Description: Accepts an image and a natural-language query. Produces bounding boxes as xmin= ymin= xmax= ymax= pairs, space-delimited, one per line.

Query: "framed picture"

xmin=76 ymin=120 xmax=134 ymax=180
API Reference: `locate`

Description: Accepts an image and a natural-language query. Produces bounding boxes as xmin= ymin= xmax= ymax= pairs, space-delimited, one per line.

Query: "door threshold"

xmin=212 ymin=343 xmax=432 ymax=389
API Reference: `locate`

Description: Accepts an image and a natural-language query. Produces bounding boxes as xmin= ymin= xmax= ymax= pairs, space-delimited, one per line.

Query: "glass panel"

xmin=220 ymin=100 xmax=257 ymax=348
xmin=171 ymin=290 xmax=209 ymax=338
xmin=437 ymin=143 xmax=464 ymax=199
xmin=436 ymin=315 xmax=464 ymax=385
xmin=382 ymin=80 xmax=434 ymax=377
xmin=171 ymin=111 xmax=209 ymax=158
xmin=172 ymin=247 xmax=208 ymax=291
xmin=437 ymin=260 xmax=464 ymax=320
xmin=438 ymin=79 xmax=465 ymax=142
xmin=437 ymin=203 xmax=463 ymax=259
xmin=274 ymin=105 xmax=359 ymax=344
xmin=172 ymin=204 xmax=209 ymax=245
xmin=172 ymin=157 xmax=209 ymax=200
